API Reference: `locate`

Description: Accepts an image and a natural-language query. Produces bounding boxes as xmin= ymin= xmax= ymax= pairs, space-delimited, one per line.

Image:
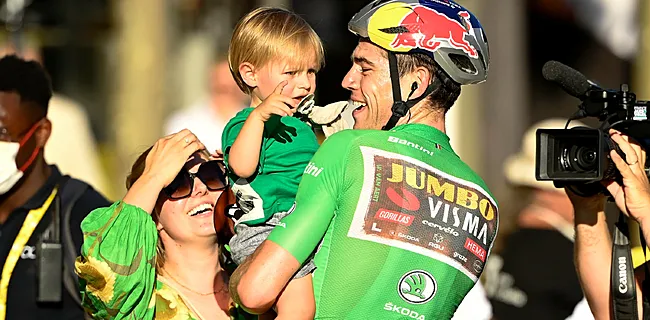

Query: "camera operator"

xmin=569 ymin=128 xmax=650 ymax=319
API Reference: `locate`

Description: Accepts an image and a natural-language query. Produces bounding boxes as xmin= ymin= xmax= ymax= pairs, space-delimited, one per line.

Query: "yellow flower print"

xmin=154 ymin=284 xmax=192 ymax=320
xmin=74 ymin=256 xmax=116 ymax=304
xmin=148 ymin=289 xmax=157 ymax=309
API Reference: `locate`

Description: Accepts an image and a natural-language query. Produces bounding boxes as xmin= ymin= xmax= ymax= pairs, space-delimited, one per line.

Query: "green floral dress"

xmin=75 ymin=201 xmax=254 ymax=319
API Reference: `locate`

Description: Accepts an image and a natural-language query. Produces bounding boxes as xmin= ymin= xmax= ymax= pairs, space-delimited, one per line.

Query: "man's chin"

xmin=353 ymin=121 xmax=380 ymax=130
xmin=353 ymin=122 xmax=368 ymax=130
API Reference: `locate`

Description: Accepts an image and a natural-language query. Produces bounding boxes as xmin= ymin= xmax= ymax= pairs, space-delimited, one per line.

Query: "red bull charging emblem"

xmin=390 ymin=6 xmax=478 ymax=59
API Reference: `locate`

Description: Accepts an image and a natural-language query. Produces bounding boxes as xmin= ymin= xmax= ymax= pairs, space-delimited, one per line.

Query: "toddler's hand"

xmin=252 ymin=81 xmax=296 ymax=122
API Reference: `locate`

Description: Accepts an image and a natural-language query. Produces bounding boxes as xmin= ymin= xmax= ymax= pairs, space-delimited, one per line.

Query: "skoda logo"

xmin=398 ymin=270 xmax=437 ymax=304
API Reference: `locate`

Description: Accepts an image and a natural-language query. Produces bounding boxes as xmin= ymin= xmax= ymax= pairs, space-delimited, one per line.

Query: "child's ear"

xmin=239 ymin=62 xmax=257 ymax=88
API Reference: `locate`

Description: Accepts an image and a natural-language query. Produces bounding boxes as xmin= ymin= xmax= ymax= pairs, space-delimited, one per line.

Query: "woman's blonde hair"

xmin=228 ymin=7 xmax=325 ymax=94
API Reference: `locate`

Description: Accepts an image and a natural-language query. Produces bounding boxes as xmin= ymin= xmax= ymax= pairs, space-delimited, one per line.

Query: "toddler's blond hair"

xmin=228 ymin=7 xmax=325 ymax=94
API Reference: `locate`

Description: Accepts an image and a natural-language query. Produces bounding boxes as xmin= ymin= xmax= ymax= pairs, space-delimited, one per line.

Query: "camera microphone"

xmin=542 ymin=61 xmax=593 ymax=98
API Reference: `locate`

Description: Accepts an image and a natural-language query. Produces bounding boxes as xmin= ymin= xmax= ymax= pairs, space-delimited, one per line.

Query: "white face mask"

xmin=0 ymin=141 xmax=23 ymax=195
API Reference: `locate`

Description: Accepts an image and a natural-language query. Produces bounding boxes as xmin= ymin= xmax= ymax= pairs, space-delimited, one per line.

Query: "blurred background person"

xmin=566 ymin=298 xmax=595 ymax=320
xmin=453 ymin=282 xmax=493 ymax=320
xmin=0 ymin=40 xmax=112 ymax=199
xmin=164 ymin=55 xmax=248 ymax=152
xmin=484 ymin=118 xmax=586 ymax=320
xmin=0 ymin=54 xmax=110 ymax=320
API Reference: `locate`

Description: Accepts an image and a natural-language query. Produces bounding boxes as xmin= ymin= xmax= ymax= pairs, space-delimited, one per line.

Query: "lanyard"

xmin=0 ymin=188 xmax=57 ymax=319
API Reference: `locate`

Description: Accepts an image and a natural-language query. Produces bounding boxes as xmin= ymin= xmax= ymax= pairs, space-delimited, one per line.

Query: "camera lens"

xmin=575 ymin=147 xmax=597 ymax=169
xmin=571 ymin=146 xmax=597 ymax=171
xmin=560 ymin=145 xmax=598 ymax=172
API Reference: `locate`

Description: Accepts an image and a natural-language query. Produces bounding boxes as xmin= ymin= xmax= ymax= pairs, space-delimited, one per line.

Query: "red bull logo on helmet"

xmin=389 ymin=6 xmax=478 ymax=59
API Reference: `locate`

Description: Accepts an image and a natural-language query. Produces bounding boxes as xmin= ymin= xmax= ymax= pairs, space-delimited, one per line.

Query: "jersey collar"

xmin=389 ymin=123 xmax=453 ymax=152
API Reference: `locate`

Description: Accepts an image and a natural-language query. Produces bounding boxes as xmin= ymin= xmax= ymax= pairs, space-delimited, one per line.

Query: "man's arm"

xmin=573 ymin=203 xmax=644 ymax=319
xmin=573 ymin=130 xmax=650 ymax=319
xmin=230 ymin=241 xmax=303 ymax=314
xmin=230 ymin=180 xmax=337 ymax=313
xmin=573 ymin=205 xmax=614 ymax=319
xmin=230 ymin=131 xmax=354 ymax=313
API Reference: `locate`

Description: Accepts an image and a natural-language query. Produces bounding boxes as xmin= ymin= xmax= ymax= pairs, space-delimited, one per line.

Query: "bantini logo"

xmin=387 ymin=136 xmax=436 ymax=156
xmin=398 ymin=270 xmax=437 ymax=304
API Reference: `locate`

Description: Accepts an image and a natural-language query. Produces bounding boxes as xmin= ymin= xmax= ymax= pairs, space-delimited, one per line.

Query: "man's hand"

xmin=251 ymin=81 xmax=296 ymax=122
xmin=566 ymin=188 xmax=607 ymax=218
xmin=565 ymin=184 xmax=606 ymax=228
xmin=603 ymin=129 xmax=650 ymax=226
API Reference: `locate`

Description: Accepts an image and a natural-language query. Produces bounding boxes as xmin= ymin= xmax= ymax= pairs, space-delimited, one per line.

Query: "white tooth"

xmin=188 ymin=203 xmax=212 ymax=216
xmin=347 ymin=100 xmax=366 ymax=109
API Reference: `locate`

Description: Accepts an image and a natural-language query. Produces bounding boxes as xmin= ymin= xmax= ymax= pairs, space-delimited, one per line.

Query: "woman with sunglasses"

xmin=74 ymin=129 xmax=253 ymax=319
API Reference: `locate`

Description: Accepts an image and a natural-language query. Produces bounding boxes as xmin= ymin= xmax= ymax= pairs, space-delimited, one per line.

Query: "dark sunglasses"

xmin=163 ymin=160 xmax=227 ymax=199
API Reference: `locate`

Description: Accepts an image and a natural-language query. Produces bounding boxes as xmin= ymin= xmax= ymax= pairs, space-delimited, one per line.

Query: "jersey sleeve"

xmin=221 ymin=110 xmax=267 ymax=175
xmin=267 ymin=131 xmax=354 ymax=263
xmin=75 ymin=201 xmax=158 ymax=319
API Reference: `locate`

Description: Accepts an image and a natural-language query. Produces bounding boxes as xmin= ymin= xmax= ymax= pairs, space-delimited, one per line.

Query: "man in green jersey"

xmin=229 ymin=1 xmax=498 ymax=319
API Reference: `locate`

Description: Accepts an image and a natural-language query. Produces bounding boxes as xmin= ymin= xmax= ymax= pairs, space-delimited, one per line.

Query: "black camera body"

xmin=535 ymin=78 xmax=650 ymax=195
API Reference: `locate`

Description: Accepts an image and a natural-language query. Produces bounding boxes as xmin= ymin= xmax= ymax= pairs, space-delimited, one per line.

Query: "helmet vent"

xmin=379 ymin=26 xmax=410 ymax=34
xmin=449 ymin=53 xmax=477 ymax=74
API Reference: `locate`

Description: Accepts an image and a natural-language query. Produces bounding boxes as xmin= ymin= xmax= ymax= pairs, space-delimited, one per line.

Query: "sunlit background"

xmin=2 ymin=0 xmax=646 ymax=285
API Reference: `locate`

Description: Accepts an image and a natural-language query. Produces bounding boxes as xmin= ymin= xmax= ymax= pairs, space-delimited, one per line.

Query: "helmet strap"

xmin=382 ymin=52 xmax=440 ymax=131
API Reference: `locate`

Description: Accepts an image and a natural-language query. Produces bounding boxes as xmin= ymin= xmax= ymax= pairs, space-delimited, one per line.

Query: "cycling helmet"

xmin=348 ymin=0 xmax=490 ymax=129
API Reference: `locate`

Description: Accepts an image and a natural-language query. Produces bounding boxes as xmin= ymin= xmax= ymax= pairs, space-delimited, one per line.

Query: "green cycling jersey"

xmin=267 ymin=123 xmax=499 ymax=320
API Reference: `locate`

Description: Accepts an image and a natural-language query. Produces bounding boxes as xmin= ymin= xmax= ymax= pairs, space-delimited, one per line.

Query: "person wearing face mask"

xmin=0 ymin=54 xmax=110 ymax=319
xmin=228 ymin=1 xmax=497 ymax=319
